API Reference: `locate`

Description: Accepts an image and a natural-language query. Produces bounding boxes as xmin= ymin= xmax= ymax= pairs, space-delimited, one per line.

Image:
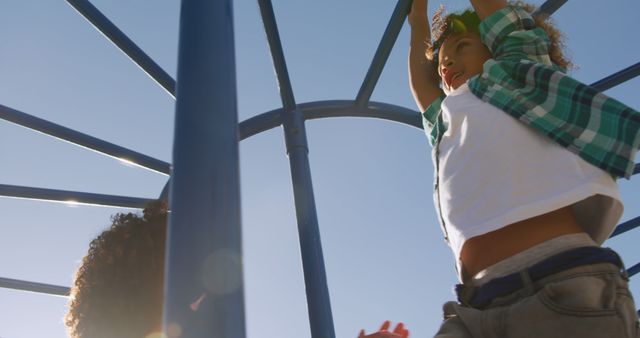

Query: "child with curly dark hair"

xmin=361 ymin=0 xmax=639 ymax=337
xmin=65 ymin=201 xmax=168 ymax=338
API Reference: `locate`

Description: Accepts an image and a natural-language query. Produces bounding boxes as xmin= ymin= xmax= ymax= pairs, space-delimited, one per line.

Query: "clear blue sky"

xmin=1 ymin=1 xmax=639 ymax=337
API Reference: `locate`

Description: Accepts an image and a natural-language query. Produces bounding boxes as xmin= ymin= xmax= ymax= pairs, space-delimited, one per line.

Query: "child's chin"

xmin=449 ymin=78 xmax=468 ymax=91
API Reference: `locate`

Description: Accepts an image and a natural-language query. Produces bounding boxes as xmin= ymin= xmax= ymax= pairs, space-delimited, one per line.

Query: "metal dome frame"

xmin=1 ymin=0 xmax=639 ymax=337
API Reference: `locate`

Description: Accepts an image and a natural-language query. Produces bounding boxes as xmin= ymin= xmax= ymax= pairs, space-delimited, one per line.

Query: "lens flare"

xmin=201 ymin=249 xmax=242 ymax=295
xmin=145 ymin=332 xmax=167 ymax=338
xmin=167 ymin=322 xmax=183 ymax=338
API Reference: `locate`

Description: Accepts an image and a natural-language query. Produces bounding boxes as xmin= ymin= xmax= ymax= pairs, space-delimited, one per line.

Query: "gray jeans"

xmin=435 ymin=262 xmax=639 ymax=337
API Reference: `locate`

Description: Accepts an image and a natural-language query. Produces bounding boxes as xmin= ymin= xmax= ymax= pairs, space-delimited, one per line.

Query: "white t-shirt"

xmin=433 ymin=83 xmax=623 ymax=276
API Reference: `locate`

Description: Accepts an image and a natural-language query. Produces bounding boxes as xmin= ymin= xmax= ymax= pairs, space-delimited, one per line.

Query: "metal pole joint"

xmin=281 ymin=110 xmax=309 ymax=154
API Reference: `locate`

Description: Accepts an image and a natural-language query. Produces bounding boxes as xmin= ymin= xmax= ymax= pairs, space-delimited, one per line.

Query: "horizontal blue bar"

xmin=0 ymin=184 xmax=154 ymax=209
xmin=0 ymin=276 xmax=69 ymax=297
xmin=0 ymin=103 xmax=170 ymax=175
xmin=66 ymin=0 xmax=176 ymax=97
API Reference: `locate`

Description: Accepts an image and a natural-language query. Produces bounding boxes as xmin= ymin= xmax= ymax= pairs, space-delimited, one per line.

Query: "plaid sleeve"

xmin=423 ymin=94 xmax=446 ymax=145
xmin=469 ymin=6 xmax=640 ymax=179
xmin=479 ymin=6 xmax=553 ymax=66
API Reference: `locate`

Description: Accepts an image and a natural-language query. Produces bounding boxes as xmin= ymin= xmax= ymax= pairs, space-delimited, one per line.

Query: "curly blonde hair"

xmin=65 ymin=201 xmax=168 ymax=338
xmin=427 ymin=2 xmax=572 ymax=77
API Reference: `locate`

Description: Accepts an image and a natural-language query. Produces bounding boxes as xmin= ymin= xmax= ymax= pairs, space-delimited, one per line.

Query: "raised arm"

xmin=408 ymin=0 xmax=443 ymax=113
xmin=468 ymin=0 xmax=507 ymax=20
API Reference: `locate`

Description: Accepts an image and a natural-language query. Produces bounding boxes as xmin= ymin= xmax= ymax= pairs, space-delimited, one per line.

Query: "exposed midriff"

xmin=460 ymin=205 xmax=583 ymax=277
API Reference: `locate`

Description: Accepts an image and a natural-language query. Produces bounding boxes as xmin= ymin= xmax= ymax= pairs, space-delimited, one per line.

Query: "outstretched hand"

xmin=358 ymin=321 xmax=409 ymax=338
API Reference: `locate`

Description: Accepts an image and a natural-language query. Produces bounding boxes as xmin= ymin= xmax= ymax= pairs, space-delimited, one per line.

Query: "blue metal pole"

xmin=355 ymin=0 xmax=412 ymax=108
xmin=0 ymin=104 xmax=171 ymax=175
xmin=628 ymin=262 xmax=640 ymax=278
xmin=590 ymin=62 xmax=640 ymax=92
xmin=159 ymin=180 xmax=171 ymax=201
xmin=257 ymin=1 xmax=335 ymax=337
xmin=284 ymin=130 xmax=336 ymax=338
xmin=609 ymin=216 xmax=640 ymax=238
xmin=66 ymin=0 xmax=176 ymax=97
xmin=0 ymin=276 xmax=69 ymax=297
xmin=534 ymin=0 xmax=569 ymax=16
xmin=0 ymin=184 xmax=153 ymax=209
xmin=164 ymin=0 xmax=245 ymax=337
xmin=256 ymin=0 xmax=295 ymax=111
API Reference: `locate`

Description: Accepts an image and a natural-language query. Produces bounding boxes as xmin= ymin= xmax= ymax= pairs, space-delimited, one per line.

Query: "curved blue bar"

xmin=238 ymin=109 xmax=283 ymax=140
xmin=300 ymin=100 xmax=422 ymax=128
xmin=239 ymin=100 xmax=421 ymax=140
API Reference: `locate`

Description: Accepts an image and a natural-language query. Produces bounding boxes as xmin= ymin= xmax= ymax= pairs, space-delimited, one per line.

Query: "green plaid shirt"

xmin=423 ymin=6 xmax=640 ymax=179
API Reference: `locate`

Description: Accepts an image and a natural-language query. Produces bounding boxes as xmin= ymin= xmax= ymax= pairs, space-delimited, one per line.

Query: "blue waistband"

xmin=455 ymin=246 xmax=625 ymax=309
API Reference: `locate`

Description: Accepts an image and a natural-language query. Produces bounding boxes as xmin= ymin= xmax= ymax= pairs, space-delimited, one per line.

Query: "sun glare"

xmin=118 ymin=158 xmax=136 ymax=167
xmin=65 ymin=200 xmax=80 ymax=207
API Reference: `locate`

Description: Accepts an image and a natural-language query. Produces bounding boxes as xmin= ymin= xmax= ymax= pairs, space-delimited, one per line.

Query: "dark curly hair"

xmin=426 ymin=1 xmax=572 ymax=79
xmin=65 ymin=201 xmax=168 ymax=338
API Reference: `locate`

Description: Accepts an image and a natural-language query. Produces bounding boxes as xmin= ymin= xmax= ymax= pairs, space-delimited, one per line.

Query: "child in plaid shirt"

xmin=361 ymin=0 xmax=640 ymax=337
